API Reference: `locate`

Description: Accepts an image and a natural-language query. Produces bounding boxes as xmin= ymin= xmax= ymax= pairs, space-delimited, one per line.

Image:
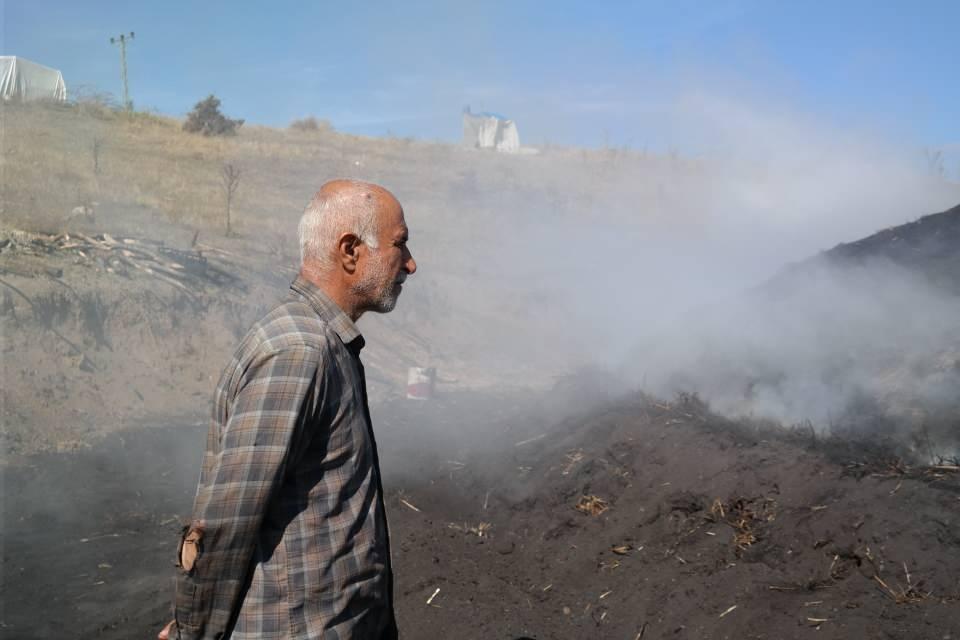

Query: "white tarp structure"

xmin=0 ymin=56 xmax=67 ymax=102
xmin=462 ymin=107 xmax=520 ymax=152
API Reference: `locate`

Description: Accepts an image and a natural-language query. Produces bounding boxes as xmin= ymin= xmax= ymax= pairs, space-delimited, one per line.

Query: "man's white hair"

xmin=298 ymin=180 xmax=381 ymax=269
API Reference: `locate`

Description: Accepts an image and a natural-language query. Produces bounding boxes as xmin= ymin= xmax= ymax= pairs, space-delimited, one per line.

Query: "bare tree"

xmin=221 ymin=163 xmax=241 ymax=236
xmin=91 ymin=136 xmax=103 ymax=176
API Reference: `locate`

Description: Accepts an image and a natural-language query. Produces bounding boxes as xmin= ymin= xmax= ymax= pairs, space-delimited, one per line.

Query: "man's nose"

xmin=403 ymin=248 xmax=417 ymax=275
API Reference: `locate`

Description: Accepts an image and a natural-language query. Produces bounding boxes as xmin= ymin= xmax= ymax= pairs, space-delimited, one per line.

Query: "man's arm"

xmin=172 ymin=346 xmax=322 ymax=640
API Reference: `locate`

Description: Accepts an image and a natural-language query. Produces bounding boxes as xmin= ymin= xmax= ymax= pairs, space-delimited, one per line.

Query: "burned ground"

xmin=626 ymin=202 xmax=960 ymax=458
xmin=3 ymin=391 xmax=958 ymax=640
xmin=385 ymin=393 xmax=960 ymax=639
xmin=764 ymin=202 xmax=960 ymax=297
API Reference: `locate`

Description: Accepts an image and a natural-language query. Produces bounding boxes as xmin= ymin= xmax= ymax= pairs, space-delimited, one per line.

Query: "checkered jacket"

xmin=172 ymin=277 xmax=396 ymax=639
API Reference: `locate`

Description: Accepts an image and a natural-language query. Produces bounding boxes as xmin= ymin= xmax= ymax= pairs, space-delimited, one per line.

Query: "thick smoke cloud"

xmin=415 ymin=89 xmax=960 ymax=456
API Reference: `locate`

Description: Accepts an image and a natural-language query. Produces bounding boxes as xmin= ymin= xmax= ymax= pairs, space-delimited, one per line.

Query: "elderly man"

xmin=159 ymin=180 xmax=416 ymax=640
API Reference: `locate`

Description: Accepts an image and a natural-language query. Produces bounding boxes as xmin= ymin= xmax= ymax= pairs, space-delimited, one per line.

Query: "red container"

xmin=407 ymin=367 xmax=436 ymax=400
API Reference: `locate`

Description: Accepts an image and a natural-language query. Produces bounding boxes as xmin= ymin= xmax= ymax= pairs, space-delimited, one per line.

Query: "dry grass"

xmin=710 ymin=496 xmax=777 ymax=554
xmin=872 ymin=560 xmax=931 ymax=604
xmin=561 ymin=449 xmax=585 ymax=475
xmin=0 ymin=100 xmax=725 ymax=393
xmin=575 ymin=494 xmax=610 ymax=516
xmin=1 ymin=100 xmax=694 ymax=241
xmin=1 ymin=102 xmax=355 ymax=236
xmin=447 ymin=521 xmax=493 ymax=537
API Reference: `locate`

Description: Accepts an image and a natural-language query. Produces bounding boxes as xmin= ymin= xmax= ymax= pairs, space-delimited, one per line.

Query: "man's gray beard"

xmin=369 ymin=283 xmax=399 ymax=313
xmin=353 ymin=258 xmax=400 ymax=313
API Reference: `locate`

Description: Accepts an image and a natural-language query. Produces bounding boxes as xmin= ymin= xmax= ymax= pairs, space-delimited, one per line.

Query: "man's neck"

xmin=299 ymin=265 xmax=363 ymax=322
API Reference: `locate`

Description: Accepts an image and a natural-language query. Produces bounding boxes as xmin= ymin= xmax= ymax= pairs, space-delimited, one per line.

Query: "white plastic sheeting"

xmin=0 ymin=56 xmax=67 ymax=102
xmin=462 ymin=107 xmax=520 ymax=152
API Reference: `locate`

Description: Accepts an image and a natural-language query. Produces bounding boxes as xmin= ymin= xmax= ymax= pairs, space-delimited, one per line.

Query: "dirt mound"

xmin=750 ymin=204 xmax=960 ymax=455
xmin=627 ymin=202 xmax=960 ymax=460
xmin=763 ymin=201 xmax=960 ymax=299
xmin=7 ymin=391 xmax=955 ymax=639
xmin=384 ymin=393 xmax=960 ymax=639
xmin=824 ymin=202 xmax=960 ymax=295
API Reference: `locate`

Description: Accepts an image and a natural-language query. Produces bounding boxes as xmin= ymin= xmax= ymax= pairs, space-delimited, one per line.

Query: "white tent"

xmin=0 ymin=56 xmax=67 ymax=102
xmin=462 ymin=107 xmax=520 ymax=153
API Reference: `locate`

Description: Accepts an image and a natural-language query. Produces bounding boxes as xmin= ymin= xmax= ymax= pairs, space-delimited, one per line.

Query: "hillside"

xmin=4 ymin=101 xmax=960 ymax=460
xmin=2 ymin=101 xmax=663 ymax=452
xmin=2 ymin=100 xmax=960 ymax=640
xmin=773 ymin=202 xmax=960 ymax=296
xmin=622 ymin=201 xmax=960 ymax=462
xmin=758 ymin=203 xmax=960 ymax=454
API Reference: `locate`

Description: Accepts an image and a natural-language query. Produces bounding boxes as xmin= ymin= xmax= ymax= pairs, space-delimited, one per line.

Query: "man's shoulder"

xmin=244 ymin=298 xmax=338 ymax=356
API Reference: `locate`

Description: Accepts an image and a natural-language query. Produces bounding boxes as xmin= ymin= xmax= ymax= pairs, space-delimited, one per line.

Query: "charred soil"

xmin=3 ymin=391 xmax=959 ymax=640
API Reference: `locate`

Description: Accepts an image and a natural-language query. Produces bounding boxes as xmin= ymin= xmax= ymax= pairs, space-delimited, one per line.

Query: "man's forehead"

xmin=380 ymin=203 xmax=407 ymax=232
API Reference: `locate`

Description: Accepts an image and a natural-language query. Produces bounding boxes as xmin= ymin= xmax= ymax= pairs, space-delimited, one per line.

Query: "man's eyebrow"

xmin=395 ymin=227 xmax=409 ymax=241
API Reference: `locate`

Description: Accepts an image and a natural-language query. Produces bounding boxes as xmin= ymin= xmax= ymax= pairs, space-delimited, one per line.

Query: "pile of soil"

xmin=638 ymin=202 xmax=960 ymax=457
xmin=823 ymin=202 xmax=960 ymax=295
xmin=385 ymin=392 xmax=960 ymax=639
xmin=4 ymin=390 xmax=958 ymax=639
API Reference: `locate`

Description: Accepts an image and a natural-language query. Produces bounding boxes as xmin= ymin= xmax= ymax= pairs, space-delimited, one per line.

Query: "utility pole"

xmin=109 ymin=32 xmax=135 ymax=110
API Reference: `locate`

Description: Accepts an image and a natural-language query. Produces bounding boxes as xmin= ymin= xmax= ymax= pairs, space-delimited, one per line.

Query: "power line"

xmin=109 ymin=32 xmax=135 ymax=110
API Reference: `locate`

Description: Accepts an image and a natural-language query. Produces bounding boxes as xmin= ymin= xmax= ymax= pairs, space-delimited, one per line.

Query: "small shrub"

xmin=183 ymin=95 xmax=244 ymax=136
xmin=289 ymin=116 xmax=332 ymax=133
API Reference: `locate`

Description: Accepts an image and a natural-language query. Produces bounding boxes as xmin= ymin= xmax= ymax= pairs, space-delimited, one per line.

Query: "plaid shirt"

xmin=172 ymin=277 xmax=396 ymax=640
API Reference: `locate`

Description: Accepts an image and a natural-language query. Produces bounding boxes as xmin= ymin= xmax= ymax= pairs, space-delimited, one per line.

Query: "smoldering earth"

xmin=623 ymin=203 xmax=960 ymax=459
xmin=4 ymin=389 xmax=960 ymax=639
xmin=2 ymin=100 xmax=960 ymax=639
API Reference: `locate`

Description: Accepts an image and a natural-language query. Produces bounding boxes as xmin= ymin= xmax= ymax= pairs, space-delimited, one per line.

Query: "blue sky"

xmin=3 ymin=1 xmax=958 ymax=156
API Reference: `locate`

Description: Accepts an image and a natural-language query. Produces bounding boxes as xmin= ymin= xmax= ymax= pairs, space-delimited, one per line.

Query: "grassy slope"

xmin=4 ymin=102 xmax=958 ymax=456
xmin=0 ymin=102 xmax=691 ymax=452
xmin=0 ymin=101 xmax=702 ymax=373
xmin=1 ymin=101 xmax=672 ymax=235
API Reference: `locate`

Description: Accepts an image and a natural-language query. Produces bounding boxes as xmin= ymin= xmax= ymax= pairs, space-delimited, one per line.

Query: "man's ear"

xmin=337 ymin=232 xmax=362 ymax=274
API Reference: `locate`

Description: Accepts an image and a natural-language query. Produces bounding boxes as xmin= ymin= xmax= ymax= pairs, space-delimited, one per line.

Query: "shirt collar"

xmin=290 ymin=276 xmax=364 ymax=351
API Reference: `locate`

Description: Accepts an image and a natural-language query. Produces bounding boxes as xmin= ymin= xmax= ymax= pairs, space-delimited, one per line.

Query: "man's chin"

xmin=370 ymin=293 xmax=400 ymax=314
